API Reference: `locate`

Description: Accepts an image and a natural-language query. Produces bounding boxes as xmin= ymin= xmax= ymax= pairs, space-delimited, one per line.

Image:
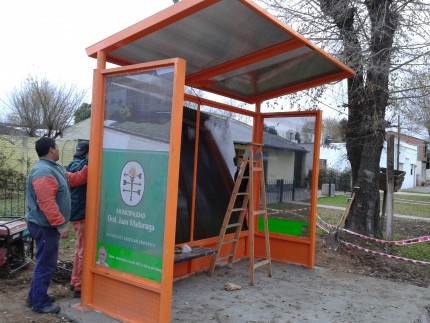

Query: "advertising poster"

xmin=96 ymin=67 xmax=174 ymax=282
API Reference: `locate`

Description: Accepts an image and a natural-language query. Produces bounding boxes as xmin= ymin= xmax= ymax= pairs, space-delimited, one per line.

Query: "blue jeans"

xmin=27 ymin=221 xmax=60 ymax=310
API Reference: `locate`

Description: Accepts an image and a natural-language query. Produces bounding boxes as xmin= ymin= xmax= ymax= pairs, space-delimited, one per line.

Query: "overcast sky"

xmin=0 ymin=0 xmax=175 ymax=115
xmin=0 ymin=0 xmax=352 ymax=121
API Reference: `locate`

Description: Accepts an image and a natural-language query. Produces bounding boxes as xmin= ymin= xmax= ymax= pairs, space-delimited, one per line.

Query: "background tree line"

xmin=2 ymin=75 xmax=89 ymax=138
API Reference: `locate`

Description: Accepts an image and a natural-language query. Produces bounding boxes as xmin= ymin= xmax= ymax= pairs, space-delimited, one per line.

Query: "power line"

xmin=303 ymin=92 xmax=348 ymax=117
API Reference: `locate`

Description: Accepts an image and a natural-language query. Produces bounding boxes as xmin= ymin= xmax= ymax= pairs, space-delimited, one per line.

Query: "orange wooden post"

xmin=80 ymin=58 xmax=186 ymax=322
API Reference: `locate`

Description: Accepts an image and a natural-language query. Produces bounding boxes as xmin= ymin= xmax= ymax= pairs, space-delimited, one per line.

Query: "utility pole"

xmin=386 ymin=134 xmax=395 ymax=253
xmin=397 ymin=115 xmax=400 ymax=171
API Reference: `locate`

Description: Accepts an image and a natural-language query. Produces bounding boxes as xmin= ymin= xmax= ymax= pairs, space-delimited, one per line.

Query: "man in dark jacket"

xmin=66 ymin=141 xmax=89 ymax=299
xmin=26 ymin=137 xmax=87 ymax=314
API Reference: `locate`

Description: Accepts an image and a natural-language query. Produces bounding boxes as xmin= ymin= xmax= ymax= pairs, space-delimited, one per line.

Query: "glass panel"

xmin=176 ymin=100 xmax=255 ymax=243
xmin=261 ymin=116 xmax=316 ymax=237
xmin=97 ymin=67 xmax=174 ymax=282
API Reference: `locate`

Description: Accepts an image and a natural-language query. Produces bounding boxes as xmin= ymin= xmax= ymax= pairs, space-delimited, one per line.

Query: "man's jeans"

xmin=27 ymin=221 xmax=60 ymax=310
xmin=71 ymin=220 xmax=85 ymax=291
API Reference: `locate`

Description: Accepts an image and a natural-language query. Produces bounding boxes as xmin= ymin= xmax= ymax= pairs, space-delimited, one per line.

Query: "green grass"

xmin=317 ymin=208 xmax=343 ymax=224
xmin=316 ymin=195 xmax=430 ymax=264
xmin=393 ymin=203 xmax=430 ymax=218
xmin=317 ymin=195 xmax=350 ymax=207
xmin=317 ymin=194 xmax=430 ymax=218
xmin=392 ymin=241 xmax=430 ymax=263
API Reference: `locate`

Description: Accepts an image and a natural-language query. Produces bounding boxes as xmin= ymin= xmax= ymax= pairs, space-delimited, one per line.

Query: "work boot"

xmin=26 ymin=296 xmax=55 ymax=308
xmin=73 ymin=290 xmax=81 ymax=298
xmin=32 ymin=303 xmax=61 ymax=314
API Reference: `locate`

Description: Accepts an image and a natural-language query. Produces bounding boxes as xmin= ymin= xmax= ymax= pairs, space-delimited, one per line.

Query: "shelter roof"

xmin=86 ymin=0 xmax=354 ymax=104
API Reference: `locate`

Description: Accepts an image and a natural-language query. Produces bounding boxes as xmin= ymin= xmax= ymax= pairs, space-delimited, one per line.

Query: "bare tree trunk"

xmin=321 ymin=0 xmax=398 ymax=237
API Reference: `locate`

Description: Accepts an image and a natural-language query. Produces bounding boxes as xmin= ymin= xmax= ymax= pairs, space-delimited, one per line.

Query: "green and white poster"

xmin=96 ymin=68 xmax=174 ymax=282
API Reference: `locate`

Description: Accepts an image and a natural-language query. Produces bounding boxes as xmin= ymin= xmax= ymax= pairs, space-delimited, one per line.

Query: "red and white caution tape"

xmin=267 ymin=207 xmax=309 ymax=217
xmin=316 ymin=215 xmax=430 ymax=265
xmin=317 ymin=221 xmax=430 ymax=265
xmin=340 ymin=240 xmax=430 ymax=265
xmin=317 ymin=215 xmax=430 ymax=245
xmin=316 ymin=221 xmax=330 ymax=234
xmin=342 ymin=228 xmax=430 ymax=245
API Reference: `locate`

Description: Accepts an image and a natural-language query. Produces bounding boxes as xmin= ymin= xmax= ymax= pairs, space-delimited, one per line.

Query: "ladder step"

xmin=231 ymin=208 xmax=245 ymax=212
xmin=217 ymin=253 xmax=235 ymax=261
xmin=252 ymin=210 xmax=266 ymax=216
xmin=221 ymin=238 xmax=238 ymax=245
xmin=253 ymin=167 xmax=263 ymax=171
xmin=236 ymin=192 xmax=249 ymax=196
xmin=226 ymin=223 xmax=241 ymax=229
xmin=253 ymin=259 xmax=271 ymax=269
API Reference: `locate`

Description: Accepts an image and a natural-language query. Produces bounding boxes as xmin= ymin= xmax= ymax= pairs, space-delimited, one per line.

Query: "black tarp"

xmin=175 ymin=107 xmax=238 ymax=244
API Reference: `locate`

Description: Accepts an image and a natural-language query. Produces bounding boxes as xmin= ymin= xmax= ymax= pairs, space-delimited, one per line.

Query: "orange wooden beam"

xmin=186 ymin=39 xmax=305 ymax=87
xmin=86 ymin=0 xmax=220 ymax=59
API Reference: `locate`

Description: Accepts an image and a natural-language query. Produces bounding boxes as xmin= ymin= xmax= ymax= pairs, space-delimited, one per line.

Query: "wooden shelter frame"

xmin=81 ymin=1 xmax=354 ymax=321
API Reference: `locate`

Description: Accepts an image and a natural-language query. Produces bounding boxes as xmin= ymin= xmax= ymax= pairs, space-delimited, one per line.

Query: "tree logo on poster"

xmin=120 ymin=161 xmax=144 ymax=206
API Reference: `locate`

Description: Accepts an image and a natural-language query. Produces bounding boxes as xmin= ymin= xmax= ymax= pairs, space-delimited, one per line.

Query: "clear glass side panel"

xmin=193 ymin=105 xmax=237 ymax=240
xmin=261 ymin=116 xmax=316 ymax=237
xmin=97 ymin=67 xmax=174 ymax=282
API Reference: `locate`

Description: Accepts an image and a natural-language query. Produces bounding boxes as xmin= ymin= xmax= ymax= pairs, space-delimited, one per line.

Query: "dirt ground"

xmin=0 ymin=217 xmax=429 ymax=323
xmin=316 ymin=218 xmax=430 ymax=288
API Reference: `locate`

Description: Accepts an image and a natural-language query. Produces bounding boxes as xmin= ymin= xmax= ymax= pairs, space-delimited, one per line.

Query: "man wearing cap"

xmin=66 ymin=141 xmax=89 ymax=299
xmin=26 ymin=137 xmax=88 ymax=314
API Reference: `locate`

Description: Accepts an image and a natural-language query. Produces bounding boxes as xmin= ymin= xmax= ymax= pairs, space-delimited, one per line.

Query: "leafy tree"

xmin=323 ymin=117 xmax=347 ymax=143
xmin=119 ymin=106 xmax=132 ymax=121
xmin=301 ymin=120 xmax=316 ymax=143
xmin=258 ymin=0 xmax=430 ymax=237
xmin=6 ymin=75 xmax=86 ymax=137
xmin=74 ymin=103 xmax=92 ymax=123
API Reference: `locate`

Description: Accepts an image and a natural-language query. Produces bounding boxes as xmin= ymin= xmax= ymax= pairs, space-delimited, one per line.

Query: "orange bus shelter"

xmin=82 ymin=0 xmax=354 ymax=322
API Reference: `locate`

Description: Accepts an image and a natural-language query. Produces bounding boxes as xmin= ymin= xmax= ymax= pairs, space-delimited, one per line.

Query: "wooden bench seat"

xmin=174 ymin=246 xmax=217 ymax=264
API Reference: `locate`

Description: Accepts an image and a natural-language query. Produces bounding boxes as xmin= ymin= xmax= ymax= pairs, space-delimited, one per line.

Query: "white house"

xmin=319 ymin=140 xmax=419 ymax=189
xmin=380 ymin=140 xmax=418 ymax=189
xmin=319 ymin=143 xmax=349 ymax=171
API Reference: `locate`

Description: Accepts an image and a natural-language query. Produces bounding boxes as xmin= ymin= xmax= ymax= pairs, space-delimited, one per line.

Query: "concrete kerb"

xmin=57 ymin=299 xmax=120 ymax=323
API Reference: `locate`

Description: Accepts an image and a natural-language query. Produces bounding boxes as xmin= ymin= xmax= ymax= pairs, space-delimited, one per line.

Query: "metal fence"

xmin=0 ymin=178 xmax=27 ymax=217
xmin=0 ymin=174 xmax=351 ymax=215
xmin=0 ymin=136 xmax=78 ymax=217
xmin=319 ymin=175 xmax=352 ymax=193
xmin=265 ymin=179 xmax=311 ymax=203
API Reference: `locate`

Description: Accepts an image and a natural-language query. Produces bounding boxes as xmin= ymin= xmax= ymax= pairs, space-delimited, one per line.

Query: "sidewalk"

xmin=398 ymin=186 xmax=430 ymax=195
xmin=58 ymin=261 xmax=430 ymax=323
xmin=57 ymin=188 xmax=430 ymax=322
